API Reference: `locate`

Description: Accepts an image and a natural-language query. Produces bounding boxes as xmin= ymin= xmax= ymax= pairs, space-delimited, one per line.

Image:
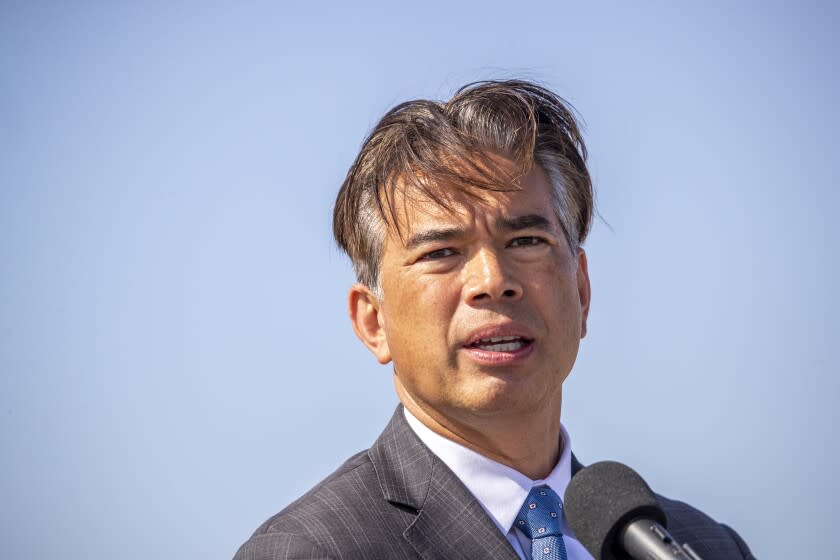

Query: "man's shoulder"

xmin=234 ymin=447 xmax=418 ymax=560
xmin=657 ymin=493 xmax=755 ymax=559
xmin=249 ymin=449 xmax=375 ymax=536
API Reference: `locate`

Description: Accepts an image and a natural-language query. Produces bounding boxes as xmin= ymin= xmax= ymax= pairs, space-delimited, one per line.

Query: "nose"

xmin=463 ymin=247 xmax=523 ymax=305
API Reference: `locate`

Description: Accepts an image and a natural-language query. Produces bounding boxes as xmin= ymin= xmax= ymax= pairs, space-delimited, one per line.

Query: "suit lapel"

xmin=369 ymin=406 xmax=519 ymax=560
xmin=403 ymin=457 xmax=521 ymax=560
xmin=571 ymin=453 xmax=585 ymax=476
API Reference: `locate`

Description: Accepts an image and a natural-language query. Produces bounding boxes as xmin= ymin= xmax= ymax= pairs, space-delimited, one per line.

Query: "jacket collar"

xmin=572 ymin=450 xmax=585 ymax=476
xmin=368 ymin=405 xmax=520 ymax=560
xmin=369 ymin=405 xmax=586 ymax=560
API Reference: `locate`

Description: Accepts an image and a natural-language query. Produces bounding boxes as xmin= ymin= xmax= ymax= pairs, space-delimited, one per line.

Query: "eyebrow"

xmin=498 ymin=214 xmax=553 ymax=232
xmin=403 ymin=214 xmax=554 ymax=250
xmin=404 ymin=227 xmax=465 ymax=250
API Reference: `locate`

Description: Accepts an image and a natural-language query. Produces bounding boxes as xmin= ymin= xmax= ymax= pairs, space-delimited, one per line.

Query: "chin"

xmin=455 ymin=377 xmax=546 ymax=415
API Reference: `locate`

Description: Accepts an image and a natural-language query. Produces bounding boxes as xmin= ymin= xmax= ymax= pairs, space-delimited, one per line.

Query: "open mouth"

xmin=466 ymin=335 xmax=533 ymax=352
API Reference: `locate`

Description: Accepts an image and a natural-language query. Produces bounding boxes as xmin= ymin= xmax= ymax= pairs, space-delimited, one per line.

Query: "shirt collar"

xmin=403 ymin=407 xmax=574 ymax=535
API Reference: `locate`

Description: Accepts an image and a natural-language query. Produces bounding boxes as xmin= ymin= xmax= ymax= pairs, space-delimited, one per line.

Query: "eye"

xmin=508 ymin=236 xmax=547 ymax=248
xmin=421 ymin=247 xmax=457 ymax=260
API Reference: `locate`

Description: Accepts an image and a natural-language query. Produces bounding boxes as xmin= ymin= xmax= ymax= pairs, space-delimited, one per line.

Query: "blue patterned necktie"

xmin=515 ymin=485 xmax=569 ymax=560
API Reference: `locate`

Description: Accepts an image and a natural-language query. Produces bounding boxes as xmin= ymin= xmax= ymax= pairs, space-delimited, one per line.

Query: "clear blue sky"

xmin=1 ymin=2 xmax=838 ymax=558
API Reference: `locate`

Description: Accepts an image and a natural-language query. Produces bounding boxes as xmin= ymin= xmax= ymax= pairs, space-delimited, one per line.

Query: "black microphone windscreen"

xmin=564 ymin=461 xmax=667 ymax=560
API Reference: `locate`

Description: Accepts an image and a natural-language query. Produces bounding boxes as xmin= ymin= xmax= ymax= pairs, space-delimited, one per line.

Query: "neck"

xmin=395 ymin=378 xmax=563 ymax=480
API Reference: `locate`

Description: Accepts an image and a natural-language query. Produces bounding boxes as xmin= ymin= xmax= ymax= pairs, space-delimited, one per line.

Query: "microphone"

xmin=563 ymin=461 xmax=704 ymax=560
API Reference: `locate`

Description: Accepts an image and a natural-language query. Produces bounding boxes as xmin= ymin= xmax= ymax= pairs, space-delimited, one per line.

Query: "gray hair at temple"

xmin=332 ymin=79 xmax=594 ymax=292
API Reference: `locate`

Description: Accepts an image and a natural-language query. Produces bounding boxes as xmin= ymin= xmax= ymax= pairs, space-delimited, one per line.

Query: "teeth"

xmin=476 ymin=339 xmax=526 ymax=352
xmin=478 ymin=336 xmax=519 ymax=343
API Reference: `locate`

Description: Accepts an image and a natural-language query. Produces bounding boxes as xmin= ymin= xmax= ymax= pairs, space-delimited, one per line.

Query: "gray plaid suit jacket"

xmin=234 ymin=406 xmax=755 ymax=559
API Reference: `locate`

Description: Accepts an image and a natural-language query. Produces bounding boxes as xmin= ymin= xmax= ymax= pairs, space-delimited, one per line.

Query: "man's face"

xmin=353 ymin=160 xmax=590 ymax=424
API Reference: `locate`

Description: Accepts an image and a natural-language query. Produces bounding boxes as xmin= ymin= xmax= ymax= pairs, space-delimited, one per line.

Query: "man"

xmin=235 ymin=80 xmax=755 ymax=559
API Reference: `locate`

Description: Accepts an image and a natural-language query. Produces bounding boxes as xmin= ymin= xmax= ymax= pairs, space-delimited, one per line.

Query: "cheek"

xmin=383 ymin=278 xmax=457 ymax=357
xmin=534 ymin=264 xmax=583 ymax=333
xmin=396 ymin=274 xmax=457 ymax=320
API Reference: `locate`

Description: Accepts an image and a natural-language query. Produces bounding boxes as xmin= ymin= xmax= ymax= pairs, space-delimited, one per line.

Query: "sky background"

xmin=1 ymin=1 xmax=838 ymax=558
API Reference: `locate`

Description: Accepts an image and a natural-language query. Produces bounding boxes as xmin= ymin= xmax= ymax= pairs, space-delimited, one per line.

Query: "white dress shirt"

xmin=404 ymin=408 xmax=594 ymax=560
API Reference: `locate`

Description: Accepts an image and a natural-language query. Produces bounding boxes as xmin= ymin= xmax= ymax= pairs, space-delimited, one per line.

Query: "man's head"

xmin=333 ymin=79 xmax=594 ymax=433
xmin=333 ymin=80 xmax=594 ymax=293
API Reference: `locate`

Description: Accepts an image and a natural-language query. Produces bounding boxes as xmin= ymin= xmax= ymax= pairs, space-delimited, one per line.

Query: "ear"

xmin=576 ymin=248 xmax=592 ymax=339
xmin=348 ymin=283 xmax=392 ymax=364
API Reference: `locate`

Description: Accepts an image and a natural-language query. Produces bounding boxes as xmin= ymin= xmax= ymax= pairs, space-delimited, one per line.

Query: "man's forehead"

xmin=385 ymin=151 xmax=524 ymax=213
xmin=390 ymin=182 xmax=502 ymax=221
xmin=385 ymin=172 xmax=559 ymax=244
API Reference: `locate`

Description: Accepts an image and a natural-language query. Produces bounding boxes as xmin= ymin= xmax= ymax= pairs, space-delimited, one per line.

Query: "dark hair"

xmin=333 ymin=79 xmax=594 ymax=290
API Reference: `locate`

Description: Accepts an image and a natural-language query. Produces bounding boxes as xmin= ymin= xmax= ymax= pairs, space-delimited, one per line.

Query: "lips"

xmin=467 ymin=335 xmax=532 ymax=352
xmin=462 ymin=325 xmax=535 ymax=359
